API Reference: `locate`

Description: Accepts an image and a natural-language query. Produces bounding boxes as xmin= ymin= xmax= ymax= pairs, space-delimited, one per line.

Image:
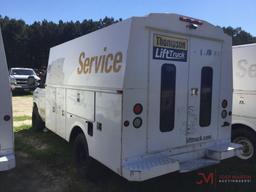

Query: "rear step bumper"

xmin=0 ymin=153 xmax=15 ymax=171
xmin=122 ymin=142 xmax=242 ymax=181
xmin=206 ymin=143 xmax=242 ymax=160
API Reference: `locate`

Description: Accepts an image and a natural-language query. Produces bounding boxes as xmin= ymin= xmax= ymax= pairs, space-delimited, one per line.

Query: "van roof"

xmin=47 ymin=13 xmax=229 ymax=90
xmin=11 ymin=68 xmax=34 ymax=70
xmin=233 ymin=43 xmax=256 ymax=48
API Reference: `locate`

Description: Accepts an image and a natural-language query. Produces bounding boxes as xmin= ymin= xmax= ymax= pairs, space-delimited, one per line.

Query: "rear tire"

xmin=232 ymin=127 xmax=256 ymax=161
xmin=32 ymin=104 xmax=45 ymax=131
xmin=72 ymin=133 xmax=93 ymax=178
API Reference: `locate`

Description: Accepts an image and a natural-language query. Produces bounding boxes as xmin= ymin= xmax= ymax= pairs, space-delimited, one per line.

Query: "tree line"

xmin=0 ymin=15 xmax=255 ymax=69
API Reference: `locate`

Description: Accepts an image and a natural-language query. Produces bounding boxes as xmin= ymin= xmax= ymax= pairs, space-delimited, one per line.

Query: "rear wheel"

xmin=232 ymin=127 xmax=256 ymax=161
xmin=72 ymin=133 xmax=93 ymax=178
xmin=32 ymin=104 xmax=45 ymax=131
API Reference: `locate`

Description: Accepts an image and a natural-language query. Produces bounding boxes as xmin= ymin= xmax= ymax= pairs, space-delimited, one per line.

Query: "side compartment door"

xmin=56 ymin=88 xmax=66 ymax=138
xmin=45 ymin=87 xmax=56 ymax=132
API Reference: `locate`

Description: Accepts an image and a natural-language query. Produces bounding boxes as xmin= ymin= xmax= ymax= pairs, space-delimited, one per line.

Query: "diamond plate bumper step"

xmin=179 ymin=158 xmax=219 ymax=173
xmin=206 ymin=142 xmax=242 ymax=160
xmin=122 ymin=143 xmax=242 ymax=181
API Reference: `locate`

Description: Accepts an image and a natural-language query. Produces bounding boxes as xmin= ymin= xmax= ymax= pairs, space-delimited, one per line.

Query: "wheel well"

xmin=33 ymin=102 xmax=37 ymax=108
xmin=69 ymin=126 xmax=85 ymax=145
xmin=32 ymin=102 xmax=38 ymax=115
xmin=232 ymin=124 xmax=256 ymax=135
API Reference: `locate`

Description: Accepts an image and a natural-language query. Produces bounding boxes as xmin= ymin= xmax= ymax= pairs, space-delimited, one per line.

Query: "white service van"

xmin=232 ymin=43 xmax=256 ymax=160
xmin=33 ymin=13 xmax=241 ymax=181
xmin=0 ymin=28 xmax=16 ymax=171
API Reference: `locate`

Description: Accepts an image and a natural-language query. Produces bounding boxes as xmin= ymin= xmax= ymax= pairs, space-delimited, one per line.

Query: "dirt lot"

xmin=0 ymin=94 xmax=256 ymax=192
xmin=12 ymin=95 xmax=33 ymax=116
xmin=12 ymin=95 xmax=33 ymax=127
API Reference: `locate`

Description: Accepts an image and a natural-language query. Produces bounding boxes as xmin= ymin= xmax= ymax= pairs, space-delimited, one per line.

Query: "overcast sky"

xmin=0 ymin=0 xmax=255 ymax=35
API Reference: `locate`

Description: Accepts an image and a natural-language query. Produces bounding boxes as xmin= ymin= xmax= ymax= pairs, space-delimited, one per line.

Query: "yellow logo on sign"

xmin=77 ymin=47 xmax=123 ymax=74
xmin=154 ymin=34 xmax=187 ymax=50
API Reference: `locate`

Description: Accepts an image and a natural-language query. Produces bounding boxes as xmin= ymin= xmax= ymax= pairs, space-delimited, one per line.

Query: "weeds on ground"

xmin=13 ymin=115 xmax=32 ymax=122
xmin=14 ymin=125 xmax=71 ymax=166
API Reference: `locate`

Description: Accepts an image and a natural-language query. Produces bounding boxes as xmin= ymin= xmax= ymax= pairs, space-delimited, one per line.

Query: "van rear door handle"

xmin=222 ymin=122 xmax=230 ymax=127
xmin=191 ymin=88 xmax=199 ymax=96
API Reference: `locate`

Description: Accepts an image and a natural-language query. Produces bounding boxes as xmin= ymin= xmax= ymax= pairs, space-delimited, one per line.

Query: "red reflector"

xmin=133 ymin=103 xmax=143 ymax=115
xmin=179 ymin=16 xmax=203 ymax=25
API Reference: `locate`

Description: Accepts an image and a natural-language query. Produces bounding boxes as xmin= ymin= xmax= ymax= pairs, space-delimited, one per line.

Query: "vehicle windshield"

xmin=11 ymin=69 xmax=35 ymax=76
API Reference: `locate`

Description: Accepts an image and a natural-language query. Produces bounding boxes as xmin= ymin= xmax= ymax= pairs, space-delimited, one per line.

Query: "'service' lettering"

xmin=77 ymin=48 xmax=123 ymax=74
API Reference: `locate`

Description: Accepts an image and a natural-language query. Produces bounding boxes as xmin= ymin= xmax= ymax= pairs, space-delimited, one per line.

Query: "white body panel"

xmin=0 ymin=28 xmax=15 ymax=171
xmin=34 ymin=13 xmax=240 ymax=181
xmin=232 ymin=44 xmax=256 ymax=132
xmin=33 ymin=88 xmax=46 ymax=121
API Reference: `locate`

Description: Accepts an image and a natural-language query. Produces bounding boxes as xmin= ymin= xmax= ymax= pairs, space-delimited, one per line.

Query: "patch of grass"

xmin=14 ymin=124 xmax=31 ymax=132
xmin=14 ymin=125 xmax=71 ymax=167
xmin=13 ymin=115 xmax=32 ymax=122
xmin=12 ymin=125 xmax=256 ymax=192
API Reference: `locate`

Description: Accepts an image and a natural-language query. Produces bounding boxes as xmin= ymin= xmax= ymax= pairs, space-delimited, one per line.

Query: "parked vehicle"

xmin=9 ymin=67 xmax=40 ymax=91
xmin=0 ymin=28 xmax=16 ymax=171
xmin=33 ymin=13 xmax=241 ymax=181
xmin=232 ymin=43 xmax=256 ymax=160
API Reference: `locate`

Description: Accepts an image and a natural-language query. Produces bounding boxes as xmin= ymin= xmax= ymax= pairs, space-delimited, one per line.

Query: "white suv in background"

xmin=9 ymin=68 xmax=40 ymax=91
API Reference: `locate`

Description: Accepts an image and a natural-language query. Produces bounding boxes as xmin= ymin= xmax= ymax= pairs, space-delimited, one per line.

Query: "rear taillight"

xmin=221 ymin=99 xmax=228 ymax=119
xmin=221 ymin=110 xmax=228 ymax=119
xmin=133 ymin=103 xmax=143 ymax=115
xmin=222 ymin=99 xmax=228 ymax=108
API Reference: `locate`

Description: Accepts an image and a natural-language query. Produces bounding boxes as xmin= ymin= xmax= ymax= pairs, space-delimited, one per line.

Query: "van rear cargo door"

xmin=186 ymin=37 xmax=222 ymax=144
xmin=148 ymin=32 xmax=189 ymax=152
xmin=148 ymin=32 xmax=222 ymax=152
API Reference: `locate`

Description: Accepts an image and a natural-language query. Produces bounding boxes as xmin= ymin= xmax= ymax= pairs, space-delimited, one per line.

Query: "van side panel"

xmin=0 ymin=29 xmax=13 ymax=151
xmin=233 ymin=44 xmax=256 ymax=91
xmin=92 ymin=92 xmax=122 ymax=174
xmin=122 ymin=19 xmax=149 ymax=159
xmin=122 ymin=89 xmax=147 ymax=159
xmin=0 ymin=28 xmax=15 ymax=171
xmin=232 ymin=44 xmax=256 ymax=131
xmin=46 ymin=19 xmax=132 ymax=90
